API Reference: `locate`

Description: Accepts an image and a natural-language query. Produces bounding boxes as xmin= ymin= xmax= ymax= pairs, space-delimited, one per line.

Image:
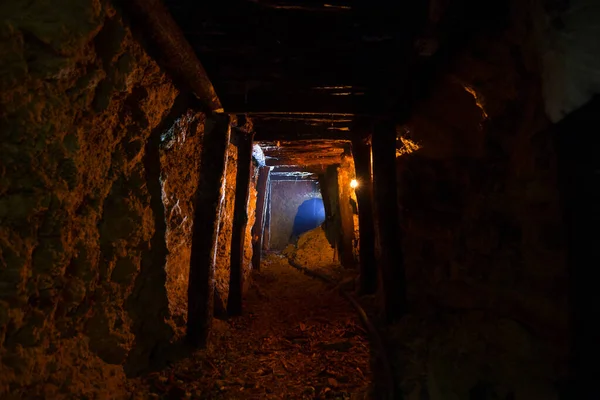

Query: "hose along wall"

xmin=287 ymin=260 xmax=395 ymax=400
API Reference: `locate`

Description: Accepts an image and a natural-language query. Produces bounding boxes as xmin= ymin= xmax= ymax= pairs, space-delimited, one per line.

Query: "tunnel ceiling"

xmin=164 ymin=0 xmax=428 ymax=115
xmin=163 ymin=0 xmax=429 ymax=175
xmin=258 ymin=139 xmax=351 ymax=179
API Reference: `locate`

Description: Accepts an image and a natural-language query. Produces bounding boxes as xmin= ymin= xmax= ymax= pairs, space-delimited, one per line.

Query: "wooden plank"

xmin=266 ymin=157 xmax=343 ymax=167
xmin=262 ymin=179 xmax=272 ymax=251
xmin=271 ymin=175 xmax=317 ymax=181
xmin=324 ymin=166 xmax=344 ymax=263
xmin=124 ymin=0 xmax=222 ymax=112
xmin=221 ymin=91 xmax=377 ymax=115
xmin=372 ymin=119 xmax=407 ymax=322
xmin=351 ymin=135 xmax=377 ymax=294
xmin=252 ymin=166 xmax=271 ymax=271
xmin=271 ymin=165 xmax=326 ymax=174
xmin=227 ymin=129 xmax=255 ymax=316
xmin=318 ymin=173 xmax=337 ymax=262
xmin=187 ymin=114 xmax=230 ymax=347
xmin=337 ymin=161 xmax=358 ymax=269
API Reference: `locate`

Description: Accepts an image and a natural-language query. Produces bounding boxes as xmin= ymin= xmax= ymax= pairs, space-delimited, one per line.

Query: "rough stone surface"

xmin=0 ymin=1 xmax=184 ymax=396
xmin=214 ymin=142 xmax=238 ymax=314
xmin=269 ymin=181 xmax=322 ymax=250
xmin=213 ymin=147 xmax=258 ymax=314
xmin=288 ymin=226 xmax=335 ymax=270
xmin=160 ymin=109 xmax=205 ymax=338
xmin=336 ymin=155 xmax=359 ymax=265
xmin=244 ymin=165 xmax=259 ymax=286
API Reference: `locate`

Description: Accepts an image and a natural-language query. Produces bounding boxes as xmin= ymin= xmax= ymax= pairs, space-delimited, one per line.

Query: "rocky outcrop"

xmin=160 ymin=109 xmax=205 ymax=338
xmin=214 ymin=142 xmax=238 ymax=314
xmin=288 ymin=226 xmax=335 ymax=270
xmin=0 ymin=1 xmax=198 ymax=397
xmin=391 ymin=1 xmax=568 ymax=397
xmin=244 ymin=166 xmax=259 ymax=286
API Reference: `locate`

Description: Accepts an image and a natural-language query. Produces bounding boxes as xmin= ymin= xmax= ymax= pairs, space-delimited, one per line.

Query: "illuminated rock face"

xmin=244 ymin=167 xmax=259 ymax=287
xmin=0 ymin=2 xmax=198 ymax=396
xmin=160 ymin=110 xmax=205 ymax=339
xmin=214 ymin=142 xmax=238 ymax=314
xmin=288 ymin=226 xmax=335 ymax=270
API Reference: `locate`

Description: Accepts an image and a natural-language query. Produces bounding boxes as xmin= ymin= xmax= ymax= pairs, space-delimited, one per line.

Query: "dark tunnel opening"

xmin=290 ymin=197 xmax=326 ymax=239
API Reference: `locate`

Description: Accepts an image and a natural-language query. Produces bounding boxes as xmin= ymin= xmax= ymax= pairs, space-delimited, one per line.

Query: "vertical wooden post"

xmin=262 ymin=179 xmax=272 ymax=251
xmin=372 ymin=118 xmax=407 ymax=322
xmin=187 ymin=114 xmax=230 ymax=348
xmin=318 ymin=173 xmax=333 ymax=226
xmin=321 ymin=167 xmax=343 ymax=262
xmin=337 ymin=158 xmax=358 ymax=269
xmin=252 ymin=166 xmax=271 ymax=271
xmin=227 ymin=129 xmax=255 ymax=316
xmin=352 ymin=135 xmax=378 ymax=294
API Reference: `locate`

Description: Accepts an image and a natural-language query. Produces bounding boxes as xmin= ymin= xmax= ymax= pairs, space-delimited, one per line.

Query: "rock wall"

xmin=391 ymin=1 xmax=568 ymax=398
xmin=213 ymin=146 xmax=259 ymax=313
xmin=0 ymin=1 xmax=198 ymax=396
xmin=269 ymin=181 xmax=321 ymax=250
xmin=337 ymin=155 xmax=359 ymax=265
xmin=244 ymin=165 xmax=259 ymax=284
xmin=213 ymin=142 xmax=237 ymax=314
xmin=160 ymin=109 xmax=205 ymax=338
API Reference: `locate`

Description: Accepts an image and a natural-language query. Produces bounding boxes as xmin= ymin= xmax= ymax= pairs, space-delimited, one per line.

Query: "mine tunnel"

xmin=1 ymin=0 xmax=600 ymax=399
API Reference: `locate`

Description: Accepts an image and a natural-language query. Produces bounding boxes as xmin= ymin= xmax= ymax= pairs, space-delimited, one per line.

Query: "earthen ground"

xmin=133 ymin=253 xmax=371 ymax=399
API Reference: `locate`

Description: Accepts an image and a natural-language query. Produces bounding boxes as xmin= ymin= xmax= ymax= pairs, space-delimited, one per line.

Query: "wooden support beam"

xmin=271 ymin=165 xmax=326 ymax=175
xmin=254 ymin=120 xmax=352 ymax=141
xmin=187 ymin=115 xmax=230 ymax=347
xmin=252 ymin=166 xmax=271 ymax=271
xmin=244 ymin=1 xmax=352 ymax=12
xmin=351 ymin=135 xmax=377 ymax=294
xmin=271 ymin=174 xmax=318 ymax=181
xmin=124 ymin=0 xmax=223 ymax=112
xmin=318 ymin=173 xmax=337 ymax=260
xmin=222 ymin=91 xmax=374 ymax=115
xmin=323 ymin=166 xmax=345 ymax=263
xmin=372 ymin=119 xmax=407 ymax=322
xmin=337 ymin=162 xmax=358 ymax=269
xmin=262 ymin=180 xmax=272 ymax=251
xmin=227 ymin=129 xmax=255 ymax=316
xmin=266 ymin=157 xmax=343 ymax=167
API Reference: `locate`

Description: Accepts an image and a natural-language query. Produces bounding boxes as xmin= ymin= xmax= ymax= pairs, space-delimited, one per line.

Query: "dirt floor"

xmin=132 ymin=253 xmax=371 ymax=399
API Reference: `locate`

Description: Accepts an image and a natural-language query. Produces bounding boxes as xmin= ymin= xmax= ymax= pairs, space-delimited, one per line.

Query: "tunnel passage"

xmin=257 ymin=139 xmax=360 ymax=270
xmin=2 ymin=0 xmax=594 ymax=397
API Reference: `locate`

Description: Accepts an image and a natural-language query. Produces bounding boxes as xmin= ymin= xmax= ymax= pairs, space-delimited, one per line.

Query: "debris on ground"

xmin=290 ymin=226 xmax=335 ymax=269
xmin=131 ymin=254 xmax=371 ymax=399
